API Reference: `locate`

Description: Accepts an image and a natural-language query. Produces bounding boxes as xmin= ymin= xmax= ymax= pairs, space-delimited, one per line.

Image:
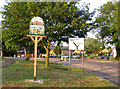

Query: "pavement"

xmin=3 ymin=57 xmax=120 ymax=86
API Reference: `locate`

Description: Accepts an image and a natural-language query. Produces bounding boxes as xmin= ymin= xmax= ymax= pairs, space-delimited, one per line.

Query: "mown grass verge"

xmin=2 ymin=58 xmax=118 ymax=87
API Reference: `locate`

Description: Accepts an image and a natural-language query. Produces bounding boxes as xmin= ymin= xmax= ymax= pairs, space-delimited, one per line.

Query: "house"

xmin=72 ymin=50 xmax=86 ymax=54
xmin=112 ymin=47 xmax=117 ymax=58
xmin=61 ymin=46 xmax=69 ymax=56
xmin=49 ymin=46 xmax=56 ymax=56
xmin=16 ymin=47 xmax=33 ymax=57
xmin=102 ymin=48 xmax=109 ymax=53
xmin=49 ymin=46 xmax=70 ymax=57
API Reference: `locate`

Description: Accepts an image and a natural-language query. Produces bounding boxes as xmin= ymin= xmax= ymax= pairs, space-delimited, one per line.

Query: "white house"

xmin=112 ymin=47 xmax=117 ymax=58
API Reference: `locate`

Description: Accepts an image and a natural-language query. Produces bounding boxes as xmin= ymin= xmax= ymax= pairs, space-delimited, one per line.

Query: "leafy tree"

xmin=53 ymin=46 xmax=60 ymax=56
xmin=2 ymin=2 xmax=94 ymax=67
xmin=94 ymin=1 xmax=120 ymax=58
xmin=2 ymin=2 xmax=34 ymax=57
xmin=85 ymin=37 xmax=102 ymax=56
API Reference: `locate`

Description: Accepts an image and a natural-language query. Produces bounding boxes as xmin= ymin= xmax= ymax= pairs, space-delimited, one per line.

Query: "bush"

xmin=86 ymin=57 xmax=90 ymax=59
xmin=110 ymin=57 xmax=116 ymax=61
xmin=25 ymin=55 xmax=31 ymax=61
xmin=89 ymin=56 xmax=94 ymax=59
xmin=86 ymin=56 xmax=94 ymax=59
xmin=117 ymin=57 xmax=120 ymax=61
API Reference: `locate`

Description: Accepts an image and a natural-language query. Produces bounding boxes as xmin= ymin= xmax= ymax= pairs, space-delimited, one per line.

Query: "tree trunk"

xmin=45 ymin=48 xmax=49 ymax=67
xmin=1 ymin=49 xmax=3 ymax=58
xmin=24 ymin=47 xmax=27 ymax=57
xmin=116 ymin=44 xmax=120 ymax=60
xmin=44 ymin=42 xmax=50 ymax=67
xmin=57 ymin=46 xmax=59 ymax=57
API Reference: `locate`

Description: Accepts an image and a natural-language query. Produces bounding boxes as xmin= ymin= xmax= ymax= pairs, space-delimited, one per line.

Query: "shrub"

xmin=110 ymin=57 xmax=116 ymax=61
xmin=87 ymin=56 xmax=94 ymax=59
xmin=86 ymin=57 xmax=90 ymax=59
xmin=25 ymin=55 xmax=31 ymax=61
xmin=117 ymin=57 xmax=120 ymax=61
xmin=89 ymin=56 xmax=94 ymax=59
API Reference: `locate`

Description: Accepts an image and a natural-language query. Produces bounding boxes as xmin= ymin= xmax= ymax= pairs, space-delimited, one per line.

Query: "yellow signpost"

xmin=27 ymin=35 xmax=46 ymax=81
xmin=27 ymin=17 xmax=46 ymax=81
xmin=82 ymin=50 xmax=84 ymax=71
xmin=69 ymin=50 xmax=71 ymax=71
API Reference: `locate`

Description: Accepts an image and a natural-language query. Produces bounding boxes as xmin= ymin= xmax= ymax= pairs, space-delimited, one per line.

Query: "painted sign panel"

xmin=69 ymin=38 xmax=84 ymax=50
xmin=29 ymin=17 xmax=45 ymax=35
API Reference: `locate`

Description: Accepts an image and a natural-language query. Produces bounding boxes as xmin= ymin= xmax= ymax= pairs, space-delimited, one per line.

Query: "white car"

xmin=72 ymin=55 xmax=80 ymax=58
xmin=21 ymin=54 xmax=25 ymax=58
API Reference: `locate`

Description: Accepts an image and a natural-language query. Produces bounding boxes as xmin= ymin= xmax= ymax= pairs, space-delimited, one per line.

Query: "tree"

xmin=2 ymin=2 xmax=35 ymax=57
xmin=2 ymin=2 xmax=94 ymax=67
xmin=85 ymin=37 xmax=102 ymax=56
xmin=94 ymin=1 xmax=120 ymax=59
xmin=53 ymin=46 xmax=60 ymax=56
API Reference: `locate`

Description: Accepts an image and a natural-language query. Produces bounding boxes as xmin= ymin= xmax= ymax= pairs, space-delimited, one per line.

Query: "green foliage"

xmin=53 ymin=46 xmax=60 ymax=56
xmin=25 ymin=55 xmax=31 ymax=61
xmin=2 ymin=2 xmax=95 ymax=66
xmin=85 ymin=37 xmax=102 ymax=55
xmin=2 ymin=2 xmax=94 ymax=48
xmin=2 ymin=2 xmax=34 ymax=52
xmin=94 ymin=1 xmax=119 ymax=57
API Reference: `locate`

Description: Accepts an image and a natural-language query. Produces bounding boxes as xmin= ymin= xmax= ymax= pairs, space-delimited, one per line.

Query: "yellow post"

xmin=69 ymin=50 xmax=71 ymax=71
xmin=34 ymin=36 xmax=38 ymax=81
xmin=27 ymin=35 xmax=46 ymax=81
xmin=82 ymin=50 xmax=84 ymax=71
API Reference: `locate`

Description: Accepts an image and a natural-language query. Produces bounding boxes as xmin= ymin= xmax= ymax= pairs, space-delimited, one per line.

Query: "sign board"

xmin=29 ymin=17 xmax=45 ymax=35
xmin=69 ymin=38 xmax=84 ymax=50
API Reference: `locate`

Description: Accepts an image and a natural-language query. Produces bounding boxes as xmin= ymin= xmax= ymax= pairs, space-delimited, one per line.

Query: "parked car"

xmin=61 ymin=56 xmax=69 ymax=58
xmin=21 ymin=54 xmax=25 ymax=58
xmin=72 ymin=55 xmax=80 ymax=58
xmin=49 ymin=56 xmax=57 ymax=58
xmin=61 ymin=56 xmax=69 ymax=61
xmin=98 ymin=56 xmax=104 ymax=59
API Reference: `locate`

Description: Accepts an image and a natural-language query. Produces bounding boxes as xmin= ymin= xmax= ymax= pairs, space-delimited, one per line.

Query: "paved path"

xmin=4 ymin=57 xmax=119 ymax=86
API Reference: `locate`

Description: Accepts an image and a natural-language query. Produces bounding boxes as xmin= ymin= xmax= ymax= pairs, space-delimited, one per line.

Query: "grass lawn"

xmin=2 ymin=58 xmax=118 ymax=87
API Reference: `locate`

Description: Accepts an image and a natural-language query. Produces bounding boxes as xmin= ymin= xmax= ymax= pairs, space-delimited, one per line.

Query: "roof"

xmin=73 ymin=50 xmax=86 ymax=54
xmin=102 ymin=48 xmax=108 ymax=53
xmin=49 ymin=46 xmax=55 ymax=50
xmin=49 ymin=46 xmax=69 ymax=50
xmin=61 ymin=46 xmax=68 ymax=50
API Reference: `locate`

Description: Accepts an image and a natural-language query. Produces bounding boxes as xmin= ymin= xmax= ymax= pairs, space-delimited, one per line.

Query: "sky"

xmin=0 ymin=0 xmax=113 ymax=46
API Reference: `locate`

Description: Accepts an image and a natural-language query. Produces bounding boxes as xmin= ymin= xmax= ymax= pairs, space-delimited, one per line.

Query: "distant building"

xmin=61 ymin=46 xmax=69 ymax=56
xmin=102 ymin=48 xmax=109 ymax=53
xmin=49 ymin=46 xmax=69 ymax=56
xmin=49 ymin=46 xmax=56 ymax=56
xmin=112 ymin=47 xmax=117 ymax=58
xmin=73 ymin=50 xmax=86 ymax=54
